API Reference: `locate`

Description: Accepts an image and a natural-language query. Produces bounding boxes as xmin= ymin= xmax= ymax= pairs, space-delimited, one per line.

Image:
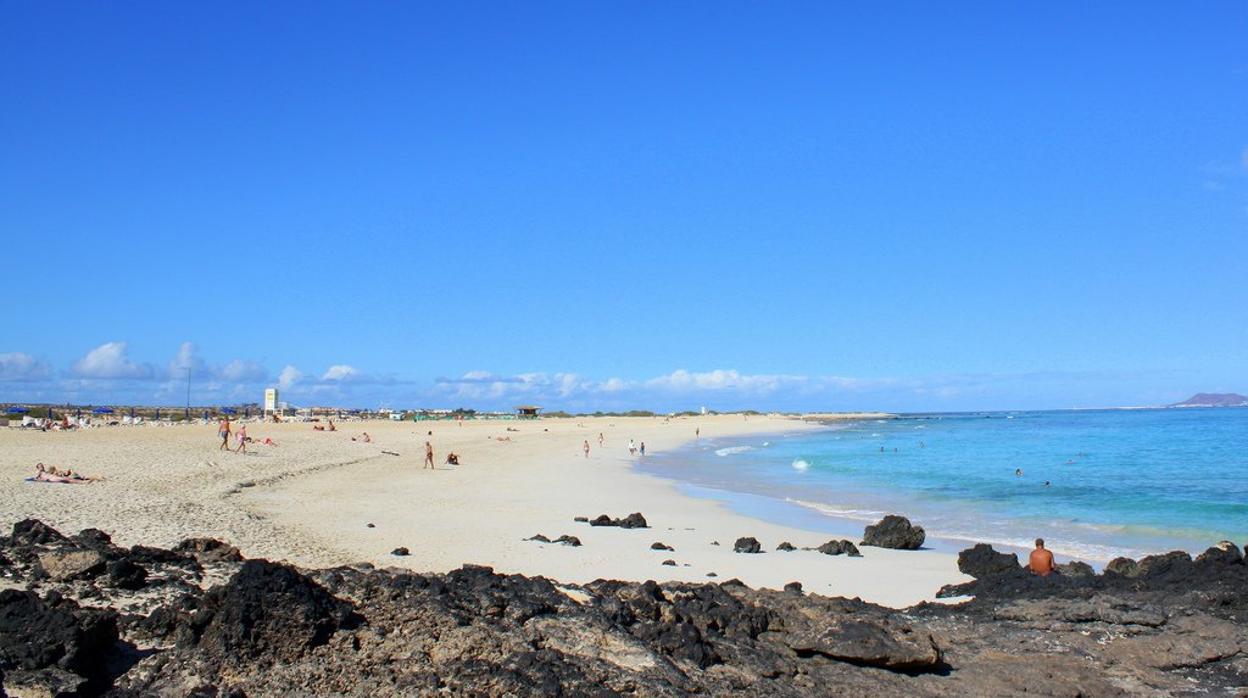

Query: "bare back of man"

xmin=1028 ymin=538 xmax=1055 ymax=576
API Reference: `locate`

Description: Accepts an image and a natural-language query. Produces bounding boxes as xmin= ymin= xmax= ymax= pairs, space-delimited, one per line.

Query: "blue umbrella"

xmin=155 ymin=408 xmax=161 ymax=420
xmin=5 ymin=406 xmax=29 ymax=414
xmin=92 ymin=407 xmax=114 ymax=414
xmin=221 ymin=407 xmax=237 ymax=415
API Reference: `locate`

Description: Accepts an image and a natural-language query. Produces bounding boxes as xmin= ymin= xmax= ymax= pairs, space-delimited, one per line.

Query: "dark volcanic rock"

xmin=106 ymin=558 xmax=149 ymax=590
xmin=391 ymin=547 xmax=410 ymax=556
xmin=0 ymin=589 xmax=118 ymax=692
xmin=1196 ymin=541 xmax=1243 ymax=566
xmin=573 ymin=516 xmax=588 ymax=522
xmin=1137 ymin=550 xmax=1193 ymax=580
xmin=588 ymin=512 xmax=648 ymax=529
xmin=174 ymin=537 xmax=243 ymax=562
xmin=553 ymin=535 xmax=582 ymax=547
xmin=1057 ymin=561 xmax=1095 ymax=578
xmin=861 ymin=515 xmax=925 ymax=550
xmin=618 ymin=513 xmax=648 ymax=529
xmin=661 ymin=559 xmax=677 ymax=566
xmin=9 ymin=519 xmax=1248 ymax=697
xmin=526 ymin=534 xmax=552 ymax=543
xmin=181 ymin=559 xmax=358 ymax=663
xmin=957 ymin=544 xmax=1020 ymax=578
xmin=650 ymin=542 xmax=674 ymax=551
xmin=9 ymin=518 xmax=69 ymax=546
xmin=776 ymin=541 xmax=796 ymax=552
xmin=733 ymin=537 xmax=762 ymax=554
xmin=1105 ymin=556 xmax=1139 ymax=577
xmin=816 ymin=539 xmax=862 ymax=557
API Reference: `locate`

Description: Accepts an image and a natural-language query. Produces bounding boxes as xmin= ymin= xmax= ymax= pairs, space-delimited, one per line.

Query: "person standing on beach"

xmin=598 ymin=432 xmax=604 ymax=448
xmin=583 ymin=440 xmax=590 ymax=458
xmin=218 ymin=417 xmax=231 ymax=451
xmin=424 ymin=441 xmax=434 ymax=469
xmin=1028 ymin=538 xmax=1055 ymax=576
xmin=628 ymin=439 xmax=636 ymax=455
xmin=235 ymin=424 xmax=247 ymax=454
xmin=639 ymin=442 xmax=646 ymax=456
xmin=695 ymin=428 xmax=700 ymax=438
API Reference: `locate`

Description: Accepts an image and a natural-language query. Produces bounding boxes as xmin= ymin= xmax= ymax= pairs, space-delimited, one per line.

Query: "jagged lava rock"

xmin=957 ymin=544 xmax=1020 ymax=578
xmin=181 ymin=559 xmax=358 ymax=662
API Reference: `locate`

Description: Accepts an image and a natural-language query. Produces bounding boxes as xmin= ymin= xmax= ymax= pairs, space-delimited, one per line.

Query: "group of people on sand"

xmin=30 ymin=463 xmax=98 ymax=484
xmin=218 ymin=418 xmax=276 ymax=454
xmin=312 ymin=419 xmax=336 ymax=432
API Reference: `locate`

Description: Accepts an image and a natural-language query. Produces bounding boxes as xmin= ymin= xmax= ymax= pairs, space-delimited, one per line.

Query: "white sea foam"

xmin=762 ymin=441 xmax=771 ymax=447
xmin=714 ymin=446 xmax=754 ymax=457
xmin=791 ymin=458 xmax=810 ymax=472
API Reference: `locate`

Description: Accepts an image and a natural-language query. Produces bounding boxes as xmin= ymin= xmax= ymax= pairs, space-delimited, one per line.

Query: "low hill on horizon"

xmin=1169 ymin=392 xmax=1248 ymax=408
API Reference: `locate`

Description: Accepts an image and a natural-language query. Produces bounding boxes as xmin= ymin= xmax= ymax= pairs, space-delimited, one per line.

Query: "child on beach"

xmin=235 ymin=425 xmax=247 ymax=454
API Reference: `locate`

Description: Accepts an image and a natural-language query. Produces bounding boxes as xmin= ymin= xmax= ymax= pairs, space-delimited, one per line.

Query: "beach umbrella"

xmin=221 ymin=407 xmax=237 ymax=415
xmin=5 ymin=406 xmax=29 ymax=414
xmin=92 ymin=407 xmax=113 ymax=414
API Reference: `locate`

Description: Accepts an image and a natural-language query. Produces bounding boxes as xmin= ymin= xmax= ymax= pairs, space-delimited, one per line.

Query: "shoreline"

xmin=1 ymin=414 xmax=971 ymax=608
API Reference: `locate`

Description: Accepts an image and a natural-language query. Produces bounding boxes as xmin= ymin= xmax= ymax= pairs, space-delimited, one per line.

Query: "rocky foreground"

xmin=2 ymin=520 xmax=1247 ymax=696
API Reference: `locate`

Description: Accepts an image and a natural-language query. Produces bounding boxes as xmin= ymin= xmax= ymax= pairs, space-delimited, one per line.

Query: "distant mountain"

xmin=1169 ymin=393 xmax=1248 ymax=408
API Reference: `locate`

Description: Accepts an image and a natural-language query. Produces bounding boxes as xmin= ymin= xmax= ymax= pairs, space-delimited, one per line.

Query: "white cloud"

xmin=71 ymin=342 xmax=154 ymax=379
xmin=278 ymin=365 xmax=303 ymax=389
xmin=322 ymin=365 xmax=360 ymax=381
xmin=0 ymin=352 xmax=52 ymax=382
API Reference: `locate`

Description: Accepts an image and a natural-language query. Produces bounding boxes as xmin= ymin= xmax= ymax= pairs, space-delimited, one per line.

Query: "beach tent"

xmin=5 ymin=406 xmax=29 ymax=414
xmin=92 ymin=407 xmax=114 ymax=414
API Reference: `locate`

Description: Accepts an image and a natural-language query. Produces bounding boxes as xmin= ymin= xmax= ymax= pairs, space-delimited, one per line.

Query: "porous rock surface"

xmin=1 ymin=520 xmax=1246 ymax=696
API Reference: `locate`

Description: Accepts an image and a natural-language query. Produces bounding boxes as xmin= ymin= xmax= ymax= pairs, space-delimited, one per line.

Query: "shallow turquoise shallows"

xmin=638 ymin=408 xmax=1248 ymax=563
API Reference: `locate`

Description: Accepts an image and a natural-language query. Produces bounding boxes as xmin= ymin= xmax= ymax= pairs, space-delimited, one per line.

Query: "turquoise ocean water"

xmin=638 ymin=408 xmax=1248 ymax=563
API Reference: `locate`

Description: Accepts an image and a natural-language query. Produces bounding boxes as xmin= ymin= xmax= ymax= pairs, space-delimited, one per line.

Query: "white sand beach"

xmin=0 ymin=414 xmax=969 ymax=607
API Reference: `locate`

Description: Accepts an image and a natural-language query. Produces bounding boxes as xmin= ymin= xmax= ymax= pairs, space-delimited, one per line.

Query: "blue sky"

xmin=2 ymin=3 xmax=1246 ymax=412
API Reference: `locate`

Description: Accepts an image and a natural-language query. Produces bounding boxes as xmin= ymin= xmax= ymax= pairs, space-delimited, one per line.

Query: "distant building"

xmin=516 ymin=405 xmax=542 ymax=419
xmin=264 ymin=388 xmax=278 ymax=415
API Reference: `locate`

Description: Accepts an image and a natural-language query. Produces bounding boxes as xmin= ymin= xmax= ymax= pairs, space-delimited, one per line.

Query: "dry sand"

xmin=0 ymin=414 xmax=969 ymax=607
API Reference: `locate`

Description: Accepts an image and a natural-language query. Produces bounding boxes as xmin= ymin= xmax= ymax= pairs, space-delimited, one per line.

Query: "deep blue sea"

xmin=639 ymin=408 xmax=1248 ymax=563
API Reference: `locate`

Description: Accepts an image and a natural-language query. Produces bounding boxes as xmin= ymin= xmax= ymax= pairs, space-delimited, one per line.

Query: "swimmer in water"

xmin=1015 ymin=468 xmax=1023 ymax=477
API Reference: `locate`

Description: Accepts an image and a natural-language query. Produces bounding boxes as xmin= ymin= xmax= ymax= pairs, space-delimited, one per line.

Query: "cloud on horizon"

xmin=0 ymin=342 xmax=1214 ymax=412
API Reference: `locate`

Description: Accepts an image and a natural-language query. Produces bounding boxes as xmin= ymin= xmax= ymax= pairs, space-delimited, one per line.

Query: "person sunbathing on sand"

xmin=445 ymin=453 xmax=459 ymax=465
xmin=1028 ymin=538 xmax=1056 ymax=576
xmin=32 ymin=463 xmax=94 ymax=483
xmin=352 ymin=432 xmax=371 ymax=443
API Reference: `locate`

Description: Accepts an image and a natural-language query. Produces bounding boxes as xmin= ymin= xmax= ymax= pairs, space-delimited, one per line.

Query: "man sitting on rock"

xmin=1028 ymin=538 xmax=1056 ymax=576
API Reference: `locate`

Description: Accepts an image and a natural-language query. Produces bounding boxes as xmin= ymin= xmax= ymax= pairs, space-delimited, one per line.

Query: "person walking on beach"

xmin=639 ymin=442 xmax=646 ymax=456
xmin=218 ymin=417 xmax=231 ymax=451
xmin=695 ymin=428 xmax=700 ymax=439
xmin=628 ymin=439 xmax=636 ymax=455
xmin=235 ymin=424 xmax=247 ymax=454
xmin=424 ymin=441 xmax=434 ymax=469
xmin=598 ymin=432 xmax=604 ymax=448
xmin=1028 ymin=538 xmax=1055 ymax=576
xmin=583 ymin=440 xmax=590 ymax=458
